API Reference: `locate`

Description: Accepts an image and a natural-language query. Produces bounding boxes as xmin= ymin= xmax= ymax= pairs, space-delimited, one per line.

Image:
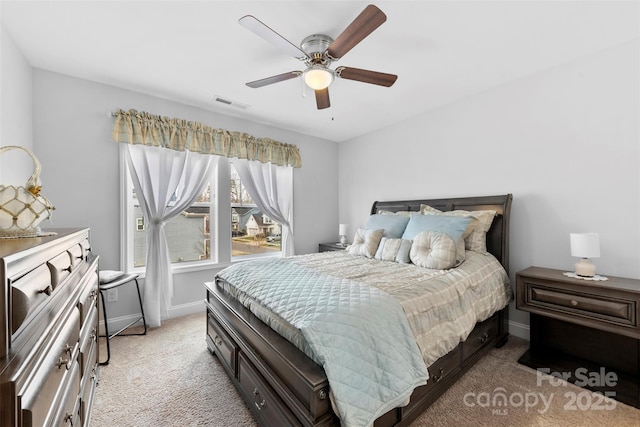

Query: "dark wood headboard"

xmin=371 ymin=194 xmax=513 ymax=274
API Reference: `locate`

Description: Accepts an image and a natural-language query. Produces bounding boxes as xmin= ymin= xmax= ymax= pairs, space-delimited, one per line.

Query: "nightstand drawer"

xmin=529 ymin=286 xmax=632 ymax=322
xmin=517 ymin=267 xmax=640 ymax=339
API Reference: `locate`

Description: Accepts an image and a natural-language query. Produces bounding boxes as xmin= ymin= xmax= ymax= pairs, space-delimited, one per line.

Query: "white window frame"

xmin=119 ymin=149 xmax=283 ymax=276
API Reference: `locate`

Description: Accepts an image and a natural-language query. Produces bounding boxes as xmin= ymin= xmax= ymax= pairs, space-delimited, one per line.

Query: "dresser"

xmin=0 ymin=229 xmax=99 ymax=426
xmin=516 ymin=266 xmax=640 ymax=408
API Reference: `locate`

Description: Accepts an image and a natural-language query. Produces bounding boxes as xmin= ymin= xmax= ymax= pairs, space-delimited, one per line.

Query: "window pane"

xmin=230 ymin=165 xmax=281 ymax=256
xmin=133 ymin=185 xmax=212 ymax=267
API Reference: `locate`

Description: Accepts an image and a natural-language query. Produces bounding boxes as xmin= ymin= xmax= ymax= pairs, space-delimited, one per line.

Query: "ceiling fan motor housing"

xmin=300 ymin=34 xmax=334 ymax=66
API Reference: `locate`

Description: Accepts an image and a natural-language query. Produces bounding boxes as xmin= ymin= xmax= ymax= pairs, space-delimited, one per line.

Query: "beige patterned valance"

xmin=111 ymin=109 xmax=301 ymax=168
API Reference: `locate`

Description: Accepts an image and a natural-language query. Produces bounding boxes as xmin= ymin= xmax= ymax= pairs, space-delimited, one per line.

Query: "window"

xmin=130 ymin=185 xmax=212 ymax=267
xmin=121 ymin=155 xmax=282 ymax=273
xmin=230 ymin=164 xmax=281 ymax=257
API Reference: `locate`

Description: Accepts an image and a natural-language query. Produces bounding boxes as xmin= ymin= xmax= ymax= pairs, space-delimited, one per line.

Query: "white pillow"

xmin=374 ymin=237 xmax=413 ymax=263
xmin=410 ymin=231 xmax=458 ymax=270
xmin=420 ymin=205 xmax=494 ymax=254
xmin=348 ymin=228 xmax=384 ymax=258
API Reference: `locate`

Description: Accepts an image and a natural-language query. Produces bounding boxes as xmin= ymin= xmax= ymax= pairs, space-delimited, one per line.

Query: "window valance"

xmin=111 ymin=109 xmax=301 ymax=168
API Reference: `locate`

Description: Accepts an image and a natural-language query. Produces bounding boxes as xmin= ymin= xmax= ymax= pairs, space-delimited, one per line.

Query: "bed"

xmin=204 ymin=194 xmax=513 ymax=426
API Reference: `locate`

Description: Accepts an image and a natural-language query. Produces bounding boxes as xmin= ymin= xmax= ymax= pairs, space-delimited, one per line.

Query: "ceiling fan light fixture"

xmin=303 ymin=66 xmax=334 ymax=90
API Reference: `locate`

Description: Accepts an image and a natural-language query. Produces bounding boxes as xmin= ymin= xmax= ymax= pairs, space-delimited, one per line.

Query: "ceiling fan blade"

xmin=315 ymin=88 xmax=330 ymax=109
xmin=336 ymin=66 xmax=397 ymax=87
xmin=327 ymin=5 xmax=387 ymax=60
xmin=239 ymin=15 xmax=307 ymax=60
xmin=246 ymin=71 xmax=302 ymax=88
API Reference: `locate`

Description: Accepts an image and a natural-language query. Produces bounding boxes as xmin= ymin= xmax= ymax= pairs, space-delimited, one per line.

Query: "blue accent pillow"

xmin=401 ymin=214 xmax=473 ymax=244
xmin=365 ymin=214 xmax=410 ymax=238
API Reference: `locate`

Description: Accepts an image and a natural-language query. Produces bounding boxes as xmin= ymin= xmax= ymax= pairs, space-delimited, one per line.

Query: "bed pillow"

xmin=365 ymin=214 xmax=410 ymax=238
xmin=410 ymin=231 xmax=458 ymax=270
xmin=348 ymin=228 xmax=384 ymax=258
xmin=401 ymin=214 xmax=473 ymax=263
xmin=379 ymin=210 xmax=415 ymax=217
xmin=420 ymin=205 xmax=496 ymax=254
xmin=374 ymin=237 xmax=413 ymax=263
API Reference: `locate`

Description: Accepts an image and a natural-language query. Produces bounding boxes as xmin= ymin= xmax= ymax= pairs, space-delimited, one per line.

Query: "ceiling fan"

xmin=239 ymin=4 xmax=398 ymax=110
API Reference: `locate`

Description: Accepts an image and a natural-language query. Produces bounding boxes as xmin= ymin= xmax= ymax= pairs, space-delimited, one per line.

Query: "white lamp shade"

xmin=338 ymin=224 xmax=348 ymax=236
xmin=570 ymin=233 xmax=600 ymax=258
xmin=304 ymin=66 xmax=334 ymax=90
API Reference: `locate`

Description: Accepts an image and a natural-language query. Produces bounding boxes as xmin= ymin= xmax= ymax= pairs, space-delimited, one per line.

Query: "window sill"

xmin=128 ymin=252 xmax=282 ymax=278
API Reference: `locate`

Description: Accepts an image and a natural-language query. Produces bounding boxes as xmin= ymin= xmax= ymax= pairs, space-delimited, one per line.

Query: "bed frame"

xmin=204 ymin=194 xmax=513 ymax=426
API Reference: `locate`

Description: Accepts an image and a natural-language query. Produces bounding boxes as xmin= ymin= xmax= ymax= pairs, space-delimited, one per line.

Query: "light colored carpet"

xmin=90 ymin=312 xmax=640 ymax=426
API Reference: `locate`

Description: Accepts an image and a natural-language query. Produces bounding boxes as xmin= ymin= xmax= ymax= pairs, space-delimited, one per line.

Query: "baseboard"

xmin=99 ymin=301 xmax=205 ymax=334
xmin=508 ymin=320 xmax=530 ymax=340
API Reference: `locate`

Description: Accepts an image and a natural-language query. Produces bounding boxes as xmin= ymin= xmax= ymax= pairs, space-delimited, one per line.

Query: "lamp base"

xmin=574 ymin=258 xmax=596 ymax=277
xmin=340 ymin=235 xmax=347 ymax=246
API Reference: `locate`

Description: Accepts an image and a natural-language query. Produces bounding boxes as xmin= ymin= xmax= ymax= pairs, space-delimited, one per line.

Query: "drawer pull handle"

xmin=63 ymin=343 xmax=73 ymax=355
xmin=90 ymin=328 xmax=97 ymax=341
xmin=479 ymin=332 xmax=489 ymax=344
xmin=571 ymin=300 xmax=579 ymax=307
xmin=57 ymin=356 xmax=70 ymax=370
xmin=64 ymin=412 xmax=74 ymax=426
xmin=214 ymin=336 xmax=223 ymax=347
xmin=252 ymin=388 xmax=266 ymax=410
xmin=431 ymin=367 xmax=445 ymax=383
xmin=89 ymin=289 xmax=98 ymax=299
xmin=38 ymin=285 xmax=53 ymax=296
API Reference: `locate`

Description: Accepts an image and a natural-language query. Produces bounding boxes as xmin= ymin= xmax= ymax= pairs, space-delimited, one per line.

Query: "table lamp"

xmin=339 ymin=224 xmax=348 ymax=246
xmin=570 ymin=233 xmax=600 ymax=277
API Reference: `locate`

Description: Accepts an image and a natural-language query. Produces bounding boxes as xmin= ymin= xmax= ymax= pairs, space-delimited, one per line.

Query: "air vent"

xmin=213 ymin=96 xmax=250 ymax=110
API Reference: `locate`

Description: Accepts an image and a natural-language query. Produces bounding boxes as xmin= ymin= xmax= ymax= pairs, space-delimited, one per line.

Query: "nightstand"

xmin=318 ymin=242 xmax=348 ymax=252
xmin=516 ymin=266 xmax=640 ymax=408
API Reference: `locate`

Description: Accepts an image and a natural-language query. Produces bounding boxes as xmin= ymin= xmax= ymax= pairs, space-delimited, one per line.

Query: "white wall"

xmin=29 ymin=69 xmax=338 ymax=322
xmin=338 ymin=41 xmax=640 ymax=338
xmin=0 ymin=25 xmax=32 ymax=182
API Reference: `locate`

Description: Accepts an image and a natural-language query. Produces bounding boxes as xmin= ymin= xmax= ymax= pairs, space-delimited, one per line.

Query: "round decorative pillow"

xmin=409 ymin=230 xmax=458 ymax=270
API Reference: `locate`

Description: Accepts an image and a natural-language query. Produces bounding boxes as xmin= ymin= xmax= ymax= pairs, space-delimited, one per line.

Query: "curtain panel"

xmin=125 ymin=144 xmax=215 ymax=327
xmin=112 ymin=109 xmax=301 ymax=168
xmin=232 ymin=158 xmax=295 ymax=257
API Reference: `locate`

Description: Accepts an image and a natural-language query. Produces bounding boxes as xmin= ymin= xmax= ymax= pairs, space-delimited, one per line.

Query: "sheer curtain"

xmin=232 ymin=158 xmax=295 ymax=256
xmin=125 ymin=144 xmax=215 ymax=327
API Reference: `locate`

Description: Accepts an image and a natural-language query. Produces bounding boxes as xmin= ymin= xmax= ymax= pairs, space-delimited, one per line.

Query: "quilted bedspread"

xmin=217 ymin=258 xmax=430 ymax=427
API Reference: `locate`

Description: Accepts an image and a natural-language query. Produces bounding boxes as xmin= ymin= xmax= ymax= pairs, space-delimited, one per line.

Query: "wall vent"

xmin=213 ymin=96 xmax=250 ymax=110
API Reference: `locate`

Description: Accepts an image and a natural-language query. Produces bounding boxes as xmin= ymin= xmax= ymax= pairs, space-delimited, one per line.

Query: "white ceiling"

xmin=1 ymin=1 xmax=638 ymax=142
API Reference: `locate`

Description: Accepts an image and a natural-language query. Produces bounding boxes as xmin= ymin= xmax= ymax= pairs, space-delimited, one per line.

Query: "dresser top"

xmin=0 ymin=228 xmax=87 ymax=259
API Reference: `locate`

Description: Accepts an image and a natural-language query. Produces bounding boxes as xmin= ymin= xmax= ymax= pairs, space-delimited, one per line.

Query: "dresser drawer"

xmin=52 ymin=361 xmax=81 ymax=427
xmin=20 ymin=308 xmax=81 ymax=426
xmin=80 ymin=360 xmax=98 ymax=425
xmin=47 ymin=251 xmax=72 ymax=288
xmin=68 ymin=243 xmax=85 ymax=268
xmin=207 ymin=313 xmax=237 ymax=377
xmin=462 ymin=314 xmax=498 ymax=361
xmin=79 ymin=307 xmax=98 ymax=377
xmin=77 ymin=269 xmax=99 ymax=325
xmin=10 ymin=264 xmax=53 ymax=334
xmin=238 ymin=352 xmax=300 ymax=426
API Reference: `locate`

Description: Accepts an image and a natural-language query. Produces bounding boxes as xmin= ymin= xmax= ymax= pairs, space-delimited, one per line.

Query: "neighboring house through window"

xmin=122 ymin=155 xmax=283 ymax=273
